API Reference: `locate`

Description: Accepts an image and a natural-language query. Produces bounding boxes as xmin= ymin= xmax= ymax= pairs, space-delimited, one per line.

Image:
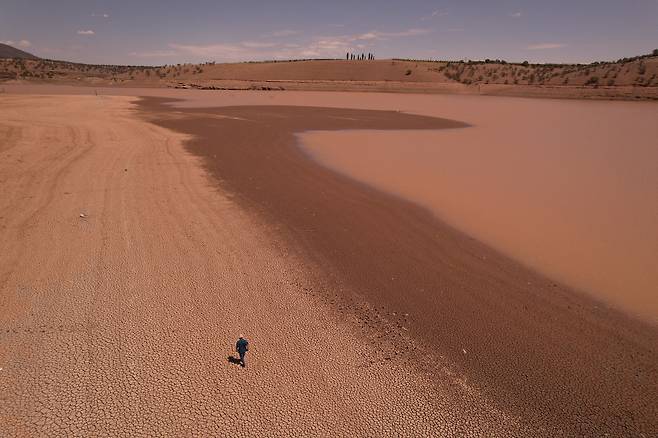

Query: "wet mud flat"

xmin=139 ymin=97 xmax=658 ymax=436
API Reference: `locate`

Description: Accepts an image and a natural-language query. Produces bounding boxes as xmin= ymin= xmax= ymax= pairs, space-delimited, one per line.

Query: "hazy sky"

xmin=1 ymin=0 xmax=657 ymax=65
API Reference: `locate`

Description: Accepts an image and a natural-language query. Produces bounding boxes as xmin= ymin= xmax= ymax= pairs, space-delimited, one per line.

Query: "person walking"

xmin=235 ymin=335 xmax=249 ymax=368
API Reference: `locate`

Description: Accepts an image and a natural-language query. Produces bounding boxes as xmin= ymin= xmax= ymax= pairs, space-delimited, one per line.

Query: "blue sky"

xmin=1 ymin=0 xmax=657 ymax=65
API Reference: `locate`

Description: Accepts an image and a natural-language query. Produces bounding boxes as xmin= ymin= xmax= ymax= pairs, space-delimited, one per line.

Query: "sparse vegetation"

xmin=585 ymin=76 xmax=599 ymax=86
xmin=414 ymin=50 xmax=658 ymax=91
xmin=1 ymin=50 xmax=656 ymax=98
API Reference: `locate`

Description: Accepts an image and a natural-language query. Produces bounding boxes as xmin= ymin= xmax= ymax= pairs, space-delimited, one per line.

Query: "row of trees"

xmin=346 ymin=52 xmax=375 ymax=60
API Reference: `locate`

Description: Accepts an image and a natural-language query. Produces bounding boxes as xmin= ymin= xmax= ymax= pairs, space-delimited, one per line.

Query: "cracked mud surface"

xmin=1 ymin=95 xmax=539 ymax=436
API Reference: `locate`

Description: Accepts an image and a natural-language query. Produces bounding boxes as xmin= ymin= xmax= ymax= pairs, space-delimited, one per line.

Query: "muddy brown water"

xmin=300 ymin=100 xmax=658 ymax=324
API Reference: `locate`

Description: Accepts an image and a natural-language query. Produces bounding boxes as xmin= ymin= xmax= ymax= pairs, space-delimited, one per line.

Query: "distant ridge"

xmin=1 ymin=48 xmax=656 ymax=100
xmin=0 ymin=43 xmax=39 ymax=59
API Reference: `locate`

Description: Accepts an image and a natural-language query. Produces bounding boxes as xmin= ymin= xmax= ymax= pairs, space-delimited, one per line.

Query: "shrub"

xmin=585 ymin=76 xmax=599 ymax=86
xmin=405 ymin=69 xmax=412 ymax=76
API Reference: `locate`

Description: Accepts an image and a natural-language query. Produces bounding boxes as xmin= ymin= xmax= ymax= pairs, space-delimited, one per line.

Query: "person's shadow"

xmin=227 ymin=355 xmax=242 ymax=367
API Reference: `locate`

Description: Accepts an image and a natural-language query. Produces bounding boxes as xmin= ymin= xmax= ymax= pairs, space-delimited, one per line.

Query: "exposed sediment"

xmin=1 ymin=94 xmax=538 ymax=436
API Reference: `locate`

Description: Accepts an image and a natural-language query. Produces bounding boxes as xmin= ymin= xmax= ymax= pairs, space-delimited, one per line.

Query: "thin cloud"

xmin=129 ymin=50 xmax=177 ymax=57
xmin=169 ymin=43 xmax=246 ymax=58
xmin=421 ymin=10 xmax=449 ymax=21
xmin=355 ymin=28 xmax=432 ymax=41
xmin=527 ymin=43 xmax=565 ymax=50
xmin=241 ymin=41 xmax=279 ymax=48
xmin=1 ymin=39 xmax=32 ymax=48
xmin=168 ymin=41 xmax=285 ymax=60
xmin=389 ymin=28 xmax=432 ymax=37
xmin=510 ymin=12 xmax=522 ymax=18
xmin=267 ymin=29 xmax=300 ymax=37
xmin=168 ymin=38 xmax=343 ymax=61
xmin=305 ymin=37 xmax=351 ymax=51
xmin=355 ymin=32 xmax=378 ymax=41
xmin=92 ymin=13 xmax=110 ymax=18
xmin=296 ymin=28 xmax=432 ymax=56
xmin=162 ymin=27 xmax=431 ymax=62
xmin=77 ymin=30 xmax=95 ymax=35
xmin=296 ymin=28 xmax=432 ymax=57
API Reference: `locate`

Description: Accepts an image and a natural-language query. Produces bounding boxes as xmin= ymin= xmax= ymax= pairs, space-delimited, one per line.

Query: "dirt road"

xmin=0 ymin=95 xmax=532 ymax=436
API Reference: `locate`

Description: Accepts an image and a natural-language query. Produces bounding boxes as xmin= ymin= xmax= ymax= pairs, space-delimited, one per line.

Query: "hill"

xmin=0 ymin=43 xmax=39 ymax=60
xmin=1 ymin=51 xmax=657 ymax=100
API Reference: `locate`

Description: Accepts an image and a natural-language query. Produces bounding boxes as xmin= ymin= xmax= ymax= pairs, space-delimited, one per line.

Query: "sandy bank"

xmin=1 ymin=94 xmax=528 ymax=436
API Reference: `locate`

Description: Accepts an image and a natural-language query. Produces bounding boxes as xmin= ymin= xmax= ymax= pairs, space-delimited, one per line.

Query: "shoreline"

xmin=2 ymin=82 xmax=658 ymax=102
xmin=138 ymin=97 xmax=658 ymax=436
